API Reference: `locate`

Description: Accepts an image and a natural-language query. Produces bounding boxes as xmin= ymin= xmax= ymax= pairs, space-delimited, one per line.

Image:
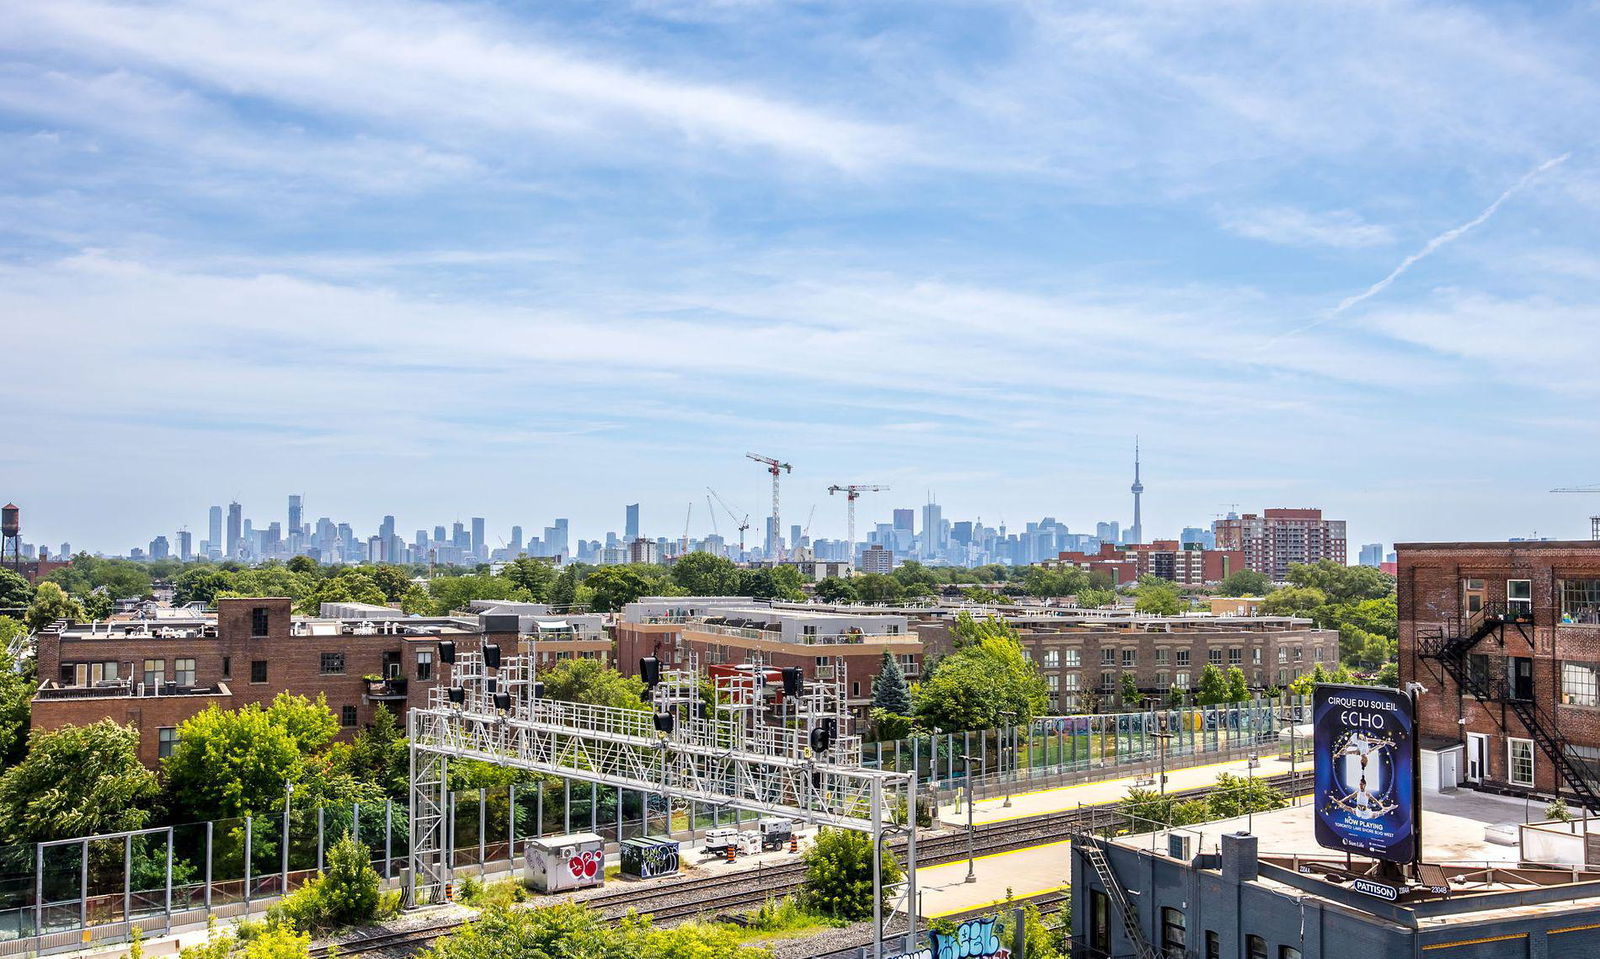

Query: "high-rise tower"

xmin=1129 ymin=438 xmax=1144 ymax=546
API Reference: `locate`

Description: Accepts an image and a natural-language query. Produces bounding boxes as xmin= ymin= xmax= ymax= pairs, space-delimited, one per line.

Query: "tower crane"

xmin=706 ymin=495 xmax=719 ymax=538
xmin=681 ymin=502 xmax=693 ymax=556
xmin=707 ymin=487 xmax=751 ymax=553
xmin=746 ymin=452 xmax=793 ymax=561
xmin=828 ymin=484 xmax=889 ymax=563
xmin=1550 ymin=485 xmax=1600 ymax=540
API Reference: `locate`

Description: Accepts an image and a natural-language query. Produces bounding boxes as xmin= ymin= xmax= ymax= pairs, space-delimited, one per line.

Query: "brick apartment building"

xmin=32 ymin=597 xmax=610 ymax=766
xmin=911 ymin=612 xmax=1337 ymax=712
xmin=613 ymin=597 xmax=922 ymax=721
xmin=1042 ymin=540 xmax=1247 ymax=586
xmin=1400 ymin=540 xmax=1600 ymax=806
xmin=1213 ymin=508 xmax=1347 ymax=580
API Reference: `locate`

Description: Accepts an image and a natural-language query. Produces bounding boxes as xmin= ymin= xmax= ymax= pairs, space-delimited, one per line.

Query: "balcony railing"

xmin=364 ymin=677 xmax=409 ymax=700
xmin=34 ymin=681 xmax=227 ymax=700
xmin=683 ymin=622 xmax=909 ymax=645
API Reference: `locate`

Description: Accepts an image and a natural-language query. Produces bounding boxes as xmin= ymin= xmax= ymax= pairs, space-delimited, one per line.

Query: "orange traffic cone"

xmin=726 ymin=844 xmax=736 ymax=863
xmin=789 ymin=835 xmax=798 ymax=854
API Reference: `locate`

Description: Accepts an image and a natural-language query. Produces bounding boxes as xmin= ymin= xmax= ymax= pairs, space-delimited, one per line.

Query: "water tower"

xmin=1 ymin=503 xmax=19 ymax=572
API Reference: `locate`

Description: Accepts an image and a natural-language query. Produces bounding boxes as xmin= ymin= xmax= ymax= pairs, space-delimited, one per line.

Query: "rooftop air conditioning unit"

xmin=1168 ymin=833 xmax=1193 ymax=860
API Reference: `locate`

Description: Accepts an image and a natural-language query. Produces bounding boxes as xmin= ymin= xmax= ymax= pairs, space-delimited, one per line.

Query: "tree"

xmin=890 ymin=561 xmax=941 ymax=595
xmin=1259 ymin=586 xmax=1327 ymax=619
xmin=1119 ymin=671 xmax=1140 ymax=707
xmin=1284 ymin=560 xmax=1393 ymax=606
xmin=915 ymin=614 xmax=1049 ymax=731
xmin=1023 ymin=566 xmax=1090 ymax=598
xmin=165 ymin=693 xmax=367 ymax=821
xmin=217 ymin=567 xmax=314 ymax=604
xmin=584 ymin=566 xmax=654 ymax=612
xmin=0 ymin=568 xmax=33 ymax=610
xmin=538 ymin=659 xmax=647 ymax=711
xmin=424 ymin=901 xmax=768 ymax=959
xmin=423 ymin=574 xmax=531 ymax=615
xmin=1132 ymin=575 xmax=1182 ymax=616
xmin=1076 ymin=587 xmax=1115 ymax=609
xmin=1225 ymin=665 xmax=1250 ymax=703
xmin=0 ymin=626 xmax=36 ymax=764
xmin=1218 ymin=569 xmax=1272 ymax=597
xmin=801 ymin=828 xmax=902 ymax=921
xmin=285 ymin=555 xmax=319 ymax=575
xmin=0 ymin=721 xmax=159 ymax=845
xmin=503 ymin=559 xmax=556 ymax=602
xmin=548 ymin=565 xmax=582 ymax=609
xmin=739 ymin=566 xmax=805 ymax=602
xmin=670 ymin=552 xmax=741 ymax=596
xmin=814 ymin=576 xmax=856 ymax=603
xmin=176 ymin=922 xmax=312 ymax=959
xmin=25 ymin=581 xmax=83 ymax=630
xmin=340 ymin=707 xmax=409 ymax=799
xmin=46 ymin=556 xmax=151 ymax=601
xmin=296 ymin=570 xmax=388 ymax=615
xmin=367 ymin=565 xmax=414 ymax=603
xmin=851 ymin=574 xmax=905 ymax=604
xmin=870 ymin=651 xmax=912 ymax=716
xmin=1195 ymin=664 xmax=1229 ymax=705
xmin=269 ymin=834 xmax=381 ymax=932
xmin=173 ymin=566 xmax=237 ymax=606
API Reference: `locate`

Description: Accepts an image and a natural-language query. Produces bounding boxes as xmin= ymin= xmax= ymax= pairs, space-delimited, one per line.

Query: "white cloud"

xmin=1219 ymin=206 xmax=1393 ymax=249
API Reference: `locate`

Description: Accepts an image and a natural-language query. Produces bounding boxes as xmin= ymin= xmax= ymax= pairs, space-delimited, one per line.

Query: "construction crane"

xmin=801 ymin=504 xmax=817 ymax=542
xmin=1550 ymin=486 xmax=1600 ymax=540
xmin=681 ymin=502 xmax=693 ymax=556
xmin=828 ymin=484 xmax=889 ymax=562
xmin=707 ymin=487 xmax=751 ymax=553
xmin=706 ymin=495 xmax=719 ymax=538
xmin=746 ymin=452 xmax=793 ymax=561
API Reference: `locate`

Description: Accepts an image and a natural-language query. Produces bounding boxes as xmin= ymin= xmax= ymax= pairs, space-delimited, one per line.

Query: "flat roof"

xmin=1396 ymin=540 xmax=1600 ymax=550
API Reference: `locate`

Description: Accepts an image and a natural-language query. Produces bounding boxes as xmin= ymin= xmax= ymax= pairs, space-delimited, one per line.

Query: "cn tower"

xmin=1129 ymin=438 xmax=1144 ymax=545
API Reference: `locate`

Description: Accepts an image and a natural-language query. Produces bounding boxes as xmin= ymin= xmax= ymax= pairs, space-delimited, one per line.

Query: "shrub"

xmin=267 ymin=834 xmax=383 ymax=933
xmin=800 ymin=829 xmax=901 ymax=921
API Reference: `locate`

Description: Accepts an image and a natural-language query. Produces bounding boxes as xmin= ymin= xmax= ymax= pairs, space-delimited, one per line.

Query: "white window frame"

xmin=1508 ymin=737 xmax=1535 ymax=787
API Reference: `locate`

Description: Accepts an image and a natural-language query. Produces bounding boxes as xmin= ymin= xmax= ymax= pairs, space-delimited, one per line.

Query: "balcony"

xmin=364 ymin=677 xmax=409 ymax=701
xmin=34 ymin=680 xmax=228 ymax=700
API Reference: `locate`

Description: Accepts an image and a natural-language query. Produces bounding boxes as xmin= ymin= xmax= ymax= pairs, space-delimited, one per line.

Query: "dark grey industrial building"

xmin=1071 ymin=803 xmax=1600 ymax=959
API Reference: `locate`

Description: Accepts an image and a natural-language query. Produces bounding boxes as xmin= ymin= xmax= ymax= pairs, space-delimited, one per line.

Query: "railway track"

xmin=314 ymin=769 xmax=1311 ymax=957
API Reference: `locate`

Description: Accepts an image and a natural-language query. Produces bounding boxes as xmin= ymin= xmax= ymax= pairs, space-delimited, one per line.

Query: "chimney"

xmin=1221 ymin=831 xmax=1259 ymax=883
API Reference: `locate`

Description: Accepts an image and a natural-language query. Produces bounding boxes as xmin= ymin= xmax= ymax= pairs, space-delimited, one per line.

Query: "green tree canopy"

xmin=173 ymin=566 xmax=237 ymax=606
xmin=538 ymin=659 xmax=648 ymax=711
xmin=0 ymin=720 xmax=159 ymax=845
xmin=1285 ymin=560 xmax=1394 ymax=605
xmin=337 ymin=706 xmax=409 ymax=799
xmin=1023 ymin=566 xmax=1090 ymax=598
xmin=424 ymin=574 xmax=531 ymax=615
xmin=1132 ymin=575 xmax=1182 ymax=616
xmin=870 ymin=650 xmax=912 ymax=716
xmin=1218 ymin=569 xmax=1272 ymax=596
xmin=851 ymin=574 xmax=905 ymax=604
xmin=801 ymin=828 xmax=903 ymax=921
xmin=502 ymin=558 xmax=557 ymax=602
xmin=0 ymin=568 xmax=33 ymax=610
xmin=814 ymin=576 xmax=856 ymax=603
xmin=25 ymin=581 xmax=84 ymax=629
xmin=739 ymin=565 xmax=805 ymax=602
xmin=421 ymin=901 xmax=769 ymax=959
xmin=1195 ymin=663 xmax=1229 ymax=705
xmin=1225 ymin=665 xmax=1251 ymax=702
xmin=1076 ymin=587 xmax=1116 ymax=609
xmin=46 ymin=555 xmax=152 ymax=601
xmin=914 ymin=614 xmax=1049 ymax=731
xmin=670 ymin=552 xmax=741 ymax=596
xmin=1258 ymin=585 xmax=1327 ymax=618
xmin=584 ymin=566 xmax=656 ymax=612
xmin=0 ymin=627 xmax=36 ymax=765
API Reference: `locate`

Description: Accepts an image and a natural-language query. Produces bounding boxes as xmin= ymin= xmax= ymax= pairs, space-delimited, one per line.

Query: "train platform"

xmin=937 ymin=753 xmax=1304 ymax=827
xmin=911 ymin=839 xmax=1071 ymax=918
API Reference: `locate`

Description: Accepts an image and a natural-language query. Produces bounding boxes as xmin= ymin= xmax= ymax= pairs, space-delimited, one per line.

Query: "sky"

xmin=4 ymin=0 xmax=1600 ymax=553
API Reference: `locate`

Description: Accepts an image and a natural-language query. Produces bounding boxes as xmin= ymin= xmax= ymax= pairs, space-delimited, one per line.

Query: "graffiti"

xmin=886 ymin=917 xmax=1010 ymax=959
xmin=567 ymin=849 xmax=602 ymax=881
xmin=633 ymin=843 xmax=679 ymax=878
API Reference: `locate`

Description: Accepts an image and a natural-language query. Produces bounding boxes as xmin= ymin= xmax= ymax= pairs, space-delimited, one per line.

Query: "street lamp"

xmin=998 ymin=711 xmax=1016 ymax=809
xmin=960 ymin=753 xmax=978 ymax=883
xmin=1152 ymin=732 xmax=1173 ymax=796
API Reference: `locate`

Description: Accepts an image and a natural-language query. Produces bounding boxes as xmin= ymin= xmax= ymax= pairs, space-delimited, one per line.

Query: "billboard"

xmin=1313 ymin=684 xmax=1417 ymax=864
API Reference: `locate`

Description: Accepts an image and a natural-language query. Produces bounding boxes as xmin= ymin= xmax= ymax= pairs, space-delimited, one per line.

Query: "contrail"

xmin=1270 ymin=151 xmax=1570 ymax=342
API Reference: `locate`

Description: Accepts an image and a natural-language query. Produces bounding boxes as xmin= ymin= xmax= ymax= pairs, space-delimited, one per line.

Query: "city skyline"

xmin=6 ymin=1 xmax=1600 ymax=551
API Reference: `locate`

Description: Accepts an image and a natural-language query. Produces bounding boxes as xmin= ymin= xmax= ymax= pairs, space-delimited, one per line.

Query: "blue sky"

xmin=3 ymin=0 xmax=1600 ymax=552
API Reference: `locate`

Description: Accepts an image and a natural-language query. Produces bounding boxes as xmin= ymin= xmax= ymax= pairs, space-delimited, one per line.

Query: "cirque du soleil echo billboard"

xmin=1313 ymin=683 xmax=1418 ymax=864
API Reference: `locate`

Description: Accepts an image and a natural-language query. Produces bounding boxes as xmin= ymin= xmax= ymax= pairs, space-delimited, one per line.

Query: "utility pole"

xmin=746 ymin=453 xmax=793 ymax=561
xmin=827 ymin=484 xmax=889 ymax=564
xmin=961 ymin=754 xmax=978 ymax=883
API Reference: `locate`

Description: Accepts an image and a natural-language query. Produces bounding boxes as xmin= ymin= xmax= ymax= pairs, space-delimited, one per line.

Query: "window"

xmin=1562 ymin=580 xmax=1600 ymax=624
xmin=1123 ymin=649 xmax=1137 ymax=667
xmin=1063 ymin=673 xmax=1080 ymax=690
xmin=802 ymin=624 xmax=817 ymax=636
xmin=1021 ymin=649 xmax=1031 ymax=661
xmin=1252 ymin=648 xmax=1262 ymax=665
xmin=1279 ymin=948 xmax=1301 ymax=959
xmin=1468 ymin=652 xmax=1490 ymax=689
xmin=1228 ymin=648 xmax=1242 ymax=665
xmin=1155 ymin=648 xmax=1170 ymax=664
xmin=886 ymin=624 xmax=900 ymax=635
xmin=1246 ymin=935 xmax=1267 ymax=959
xmin=1047 ymin=675 xmax=1059 ymax=692
xmin=382 ymin=650 xmax=401 ymax=679
xmin=251 ymin=660 xmax=268 ymax=683
xmin=1159 ymin=908 xmax=1186 ymax=958
xmin=1155 ymin=671 xmax=1170 ymax=689
xmin=320 ymin=652 xmax=346 ymax=675
xmin=1293 ymin=646 xmax=1303 ymax=661
xmin=142 ymin=659 xmax=164 ymax=688
xmin=1313 ymin=647 xmax=1324 ymax=662
xmin=1564 ymin=662 xmax=1600 ymax=706
xmin=222 ymin=656 xmax=231 ymax=679
xmin=1278 ymin=647 xmax=1288 ymax=663
xmin=1278 ymin=667 xmax=1290 ymax=685
xmin=1205 ymin=930 xmax=1220 ymax=959
xmin=1175 ymin=672 xmax=1191 ymax=689
xmin=1507 ymin=579 xmax=1533 ymax=615
xmin=852 ymin=681 xmax=861 ymax=696
xmin=1064 ymin=649 xmax=1081 ymax=667
xmin=1101 ymin=671 xmax=1116 ymax=692
xmin=157 ymin=727 xmax=178 ymax=758
xmin=341 ymin=705 xmax=358 ymax=727
xmin=1208 ymin=648 xmax=1223 ymax=665
xmin=1090 ymin=891 xmax=1110 ymax=956
xmin=1101 ymin=648 xmax=1116 ymax=666
xmin=251 ymin=606 xmax=270 ymax=637
xmin=1044 ymin=650 xmax=1060 ymax=668
xmin=174 ymin=658 xmax=196 ymax=686
xmin=1509 ymin=738 xmax=1535 ymax=787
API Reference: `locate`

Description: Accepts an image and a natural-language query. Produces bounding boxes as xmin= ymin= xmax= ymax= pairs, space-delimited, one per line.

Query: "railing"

xmin=683 ymin=622 xmax=909 ymax=645
xmin=33 ymin=682 xmax=226 ymax=700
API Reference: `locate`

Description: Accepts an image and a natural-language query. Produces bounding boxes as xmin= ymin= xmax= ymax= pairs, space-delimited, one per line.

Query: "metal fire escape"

xmin=1419 ymin=602 xmax=1600 ymax=810
xmin=1074 ymin=831 xmax=1156 ymax=959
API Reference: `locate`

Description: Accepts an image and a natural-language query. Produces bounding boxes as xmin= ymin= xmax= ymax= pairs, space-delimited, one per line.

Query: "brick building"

xmin=1213 ymin=508 xmax=1348 ymax=580
xmin=1043 ymin=540 xmax=1246 ymax=586
xmin=614 ymin=598 xmax=921 ymax=720
xmin=1400 ymin=540 xmax=1600 ymax=807
xmin=912 ymin=612 xmax=1337 ymax=712
xmin=31 ymin=596 xmax=610 ymax=766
